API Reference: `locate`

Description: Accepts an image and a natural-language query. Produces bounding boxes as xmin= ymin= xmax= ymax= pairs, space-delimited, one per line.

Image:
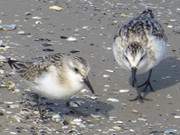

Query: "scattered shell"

xmin=70 ymin=118 xmax=86 ymax=128
xmin=129 ymin=129 xmax=135 ymax=132
xmin=105 ymin=69 xmax=114 ymax=73
xmin=17 ymin=31 xmax=26 ymax=35
xmin=69 ymin=101 xmax=82 ymax=108
xmin=138 ymin=117 xmax=147 ymax=122
xmin=166 ymin=94 xmax=173 ymax=99
xmin=107 ymin=98 xmax=119 ymax=102
xmin=32 ymin=16 xmax=41 ymax=19
xmin=81 ymin=89 xmax=88 ymax=93
xmin=114 ymin=121 xmax=123 ymax=124
xmin=13 ymin=115 xmax=22 ymax=122
xmin=167 ymin=25 xmax=173 ymax=28
xmin=9 ymin=104 xmax=19 ymax=109
xmin=66 ymin=36 xmax=77 ymax=42
xmin=0 ymin=69 xmax=4 ymax=74
xmin=35 ymin=21 xmax=42 ymax=25
xmin=113 ymin=126 xmax=122 ymax=131
xmin=164 ymin=129 xmax=177 ymax=134
xmin=49 ymin=5 xmax=63 ymax=11
xmin=88 ymin=95 xmax=98 ymax=100
xmin=2 ymin=81 xmax=16 ymax=90
xmin=82 ymin=26 xmax=89 ymax=29
xmin=120 ymin=13 xmax=129 ymax=17
xmin=10 ymin=132 xmax=17 ymax=135
xmin=0 ymin=45 xmax=10 ymax=51
xmin=104 ymin=84 xmax=110 ymax=87
xmin=174 ymin=115 xmax=180 ymax=119
xmin=132 ymin=109 xmax=138 ymax=113
xmin=13 ymin=89 xmax=20 ymax=93
xmin=119 ymin=89 xmax=129 ymax=93
xmin=4 ymin=101 xmax=14 ymax=104
xmin=0 ymin=24 xmax=16 ymax=31
xmin=103 ymin=74 xmax=110 ymax=78
xmin=106 ymin=47 xmax=112 ymax=50
xmin=170 ymin=19 xmax=176 ymax=22
xmin=52 ymin=114 xmax=62 ymax=122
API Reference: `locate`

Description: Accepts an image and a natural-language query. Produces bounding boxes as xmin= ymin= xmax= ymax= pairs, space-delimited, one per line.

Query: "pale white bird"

xmin=113 ymin=9 xmax=167 ymax=101
xmin=7 ymin=53 xmax=94 ymax=118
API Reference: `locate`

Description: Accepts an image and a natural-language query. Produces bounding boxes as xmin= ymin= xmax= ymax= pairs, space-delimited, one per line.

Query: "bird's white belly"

xmin=33 ymin=72 xmax=82 ymax=99
xmin=146 ymin=36 xmax=167 ymax=70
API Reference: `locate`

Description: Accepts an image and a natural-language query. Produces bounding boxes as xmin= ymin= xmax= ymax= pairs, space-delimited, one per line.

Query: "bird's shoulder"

xmin=118 ymin=9 xmax=167 ymax=42
xmin=20 ymin=53 xmax=64 ymax=80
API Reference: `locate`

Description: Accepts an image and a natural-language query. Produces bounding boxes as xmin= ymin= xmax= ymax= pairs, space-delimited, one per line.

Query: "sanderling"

xmin=113 ymin=9 xmax=167 ymax=101
xmin=7 ymin=53 xmax=94 ymax=118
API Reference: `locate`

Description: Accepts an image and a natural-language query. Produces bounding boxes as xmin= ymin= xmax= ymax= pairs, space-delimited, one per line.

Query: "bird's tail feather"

xmin=140 ymin=8 xmax=154 ymax=19
xmin=6 ymin=58 xmax=29 ymax=73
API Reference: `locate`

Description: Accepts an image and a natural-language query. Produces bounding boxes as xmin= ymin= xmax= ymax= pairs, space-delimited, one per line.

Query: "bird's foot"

xmin=129 ymin=95 xmax=144 ymax=103
xmin=66 ymin=100 xmax=81 ymax=108
xmin=138 ymin=80 xmax=154 ymax=92
xmin=37 ymin=105 xmax=46 ymax=121
xmin=129 ymin=95 xmax=152 ymax=103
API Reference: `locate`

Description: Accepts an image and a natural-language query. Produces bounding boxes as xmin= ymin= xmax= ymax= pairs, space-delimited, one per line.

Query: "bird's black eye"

xmin=140 ymin=54 xmax=146 ymax=62
xmin=74 ymin=67 xmax=79 ymax=73
xmin=123 ymin=55 xmax=129 ymax=62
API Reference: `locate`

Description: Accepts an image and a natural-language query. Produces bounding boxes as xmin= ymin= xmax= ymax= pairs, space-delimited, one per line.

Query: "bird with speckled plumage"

xmin=7 ymin=53 xmax=94 ymax=118
xmin=113 ymin=9 xmax=167 ymax=102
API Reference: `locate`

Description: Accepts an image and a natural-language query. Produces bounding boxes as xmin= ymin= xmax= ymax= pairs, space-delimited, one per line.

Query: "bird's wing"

xmin=7 ymin=53 xmax=64 ymax=81
xmin=118 ymin=9 xmax=167 ymax=47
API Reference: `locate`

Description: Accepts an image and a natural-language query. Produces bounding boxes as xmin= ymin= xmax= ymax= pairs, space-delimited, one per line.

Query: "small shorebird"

xmin=7 ymin=53 xmax=94 ymax=118
xmin=113 ymin=9 xmax=167 ymax=101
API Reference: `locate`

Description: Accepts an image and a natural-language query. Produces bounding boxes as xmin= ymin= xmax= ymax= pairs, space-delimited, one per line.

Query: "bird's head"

xmin=65 ymin=56 xmax=95 ymax=94
xmin=123 ymin=42 xmax=148 ymax=86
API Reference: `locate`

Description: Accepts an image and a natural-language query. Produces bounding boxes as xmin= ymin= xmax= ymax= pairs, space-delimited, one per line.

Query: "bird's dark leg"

xmin=66 ymin=100 xmax=70 ymax=107
xmin=129 ymin=69 xmax=150 ymax=102
xmin=129 ymin=88 xmax=144 ymax=103
xmin=138 ymin=69 xmax=154 ymax=92
xmin=35 ymin=94 xmax=44 ymax=120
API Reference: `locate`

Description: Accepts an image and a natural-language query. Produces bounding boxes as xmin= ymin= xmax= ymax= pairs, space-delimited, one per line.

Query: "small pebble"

xmin=138 ymin=117 xmax=147 ymax=122
xmin=174 ymin=115 xmax=180 ymax=119
xmin=66 ymin=36 xmax=77 ymax=42
xmin=119 ymin=89 xmax=129 ymax=93
xmin=32 ymin=16 xmax=41 ymax=19
xmin=71 ymin=118 xmax=86 ymax=128
xmin=164 ymin=128 xmax=177 ymax=134
xmin=113 ymin=126 xmax=122 ymax=131
xmin=10 ymin=132 xmax=17 ymax=135
xmin=167 ymin=25 xmax=173 ymax=28
xmin=52 ymin=114 xmax=62 ymax=122
xmin=107 ymin=98 xmax=119 ymax=102
xmin=49 ymin=5 xmax=63 ymax=11
xmin=105 ymin=69 xmax=114 ymax=73
xmin=103 ymin=74 xmax=110 ymax=78
xmin=166 ymin=94 xmax=173 ymax=99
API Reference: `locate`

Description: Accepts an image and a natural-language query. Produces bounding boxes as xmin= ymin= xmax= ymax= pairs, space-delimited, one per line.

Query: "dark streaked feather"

xmin=119 ymin=9 xmax=167 ymax=44
xmin=126 ymin=42 xmax=144 ymax=56
xmin=7 ymin=53 xmax=64 ymax=81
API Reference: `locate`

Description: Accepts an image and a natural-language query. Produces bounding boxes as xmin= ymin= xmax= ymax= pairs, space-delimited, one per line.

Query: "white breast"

xmin=113 ymin=37 xmax=129 ymax=69
xmin=33 ymin=66 xmax=83 ymax=99
xmin=147 ymin=35 xmax=167 ymax=70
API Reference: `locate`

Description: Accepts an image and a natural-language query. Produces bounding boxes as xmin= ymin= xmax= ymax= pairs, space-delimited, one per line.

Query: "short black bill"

xmin=84 ymin=77 xmax=95 ymax=94
xmin=131 ymin=67 xmax=137 ymax=87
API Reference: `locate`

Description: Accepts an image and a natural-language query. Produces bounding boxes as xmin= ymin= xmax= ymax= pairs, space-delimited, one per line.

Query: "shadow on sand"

xmin=23 ymin=92 xmax=114 ymax=118
xmin=128 ymin=57 xmax=180 ymax=97
xmin=49 ymin=97 xmax=113 ymax=118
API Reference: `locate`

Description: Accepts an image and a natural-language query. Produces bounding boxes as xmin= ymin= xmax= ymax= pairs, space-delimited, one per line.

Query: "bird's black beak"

xmin=131 ymin=67 xmax=137 ymax=87
xmin=84 ymin=77 xmax=95 ymax=94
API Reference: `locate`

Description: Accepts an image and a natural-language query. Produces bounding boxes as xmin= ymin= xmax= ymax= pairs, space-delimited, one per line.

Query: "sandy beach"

xmin=0 ymin=0 xmax=180 ymax=134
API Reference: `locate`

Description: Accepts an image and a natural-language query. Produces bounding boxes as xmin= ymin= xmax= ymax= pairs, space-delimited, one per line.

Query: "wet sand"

xmin=0 ymin=0 xmax=180 ymax=134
